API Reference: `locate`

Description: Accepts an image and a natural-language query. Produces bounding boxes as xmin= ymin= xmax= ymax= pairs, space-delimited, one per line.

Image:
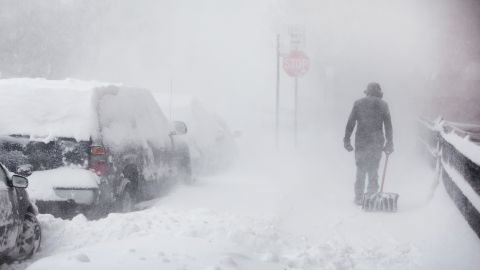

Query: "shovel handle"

xmin=380 ymin=153 xmax=390 ymax=192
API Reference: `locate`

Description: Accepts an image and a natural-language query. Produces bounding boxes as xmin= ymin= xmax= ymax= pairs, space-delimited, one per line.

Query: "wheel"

xmin=8 ymin=212 xmax=41 ymax=261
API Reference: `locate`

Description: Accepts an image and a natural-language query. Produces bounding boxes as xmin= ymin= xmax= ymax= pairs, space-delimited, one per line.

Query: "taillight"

xmin=90 ymin=160 xmax=106 ymax=176
xmin=90 ymin=146 xmax=106 ymax=155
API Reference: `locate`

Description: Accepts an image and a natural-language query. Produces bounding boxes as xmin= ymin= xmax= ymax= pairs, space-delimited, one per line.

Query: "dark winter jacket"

xmin=344 ymin=96 xmax=393 ymax=152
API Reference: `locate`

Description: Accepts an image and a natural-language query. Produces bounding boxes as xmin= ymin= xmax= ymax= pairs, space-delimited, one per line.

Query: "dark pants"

xmin=354 ymin=146 xmax=382 ymax=199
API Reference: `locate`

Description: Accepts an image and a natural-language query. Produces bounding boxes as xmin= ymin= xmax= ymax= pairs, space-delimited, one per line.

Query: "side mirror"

xmin=11 ymin=175 xmax=28 ymax=188
xmin=170 ymin=121 xmax=188 ymax=135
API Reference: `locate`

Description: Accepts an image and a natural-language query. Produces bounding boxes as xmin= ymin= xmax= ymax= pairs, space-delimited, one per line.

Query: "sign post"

xmin=283 ymin=49 xmax=310 ymax=146
xmin=294 ymin=77 xmax=298 ymax=146
xmin=275 ymin=34 xmax=280 ymax=148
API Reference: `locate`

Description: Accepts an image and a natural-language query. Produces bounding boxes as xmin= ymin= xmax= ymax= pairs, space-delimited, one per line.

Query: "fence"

xmin=418 ymin=118 xmax=480 ymax=238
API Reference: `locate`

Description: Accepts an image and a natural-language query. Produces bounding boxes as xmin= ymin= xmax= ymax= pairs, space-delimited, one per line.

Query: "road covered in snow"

xmin=4 ymin=131 xmax=480 ymax=270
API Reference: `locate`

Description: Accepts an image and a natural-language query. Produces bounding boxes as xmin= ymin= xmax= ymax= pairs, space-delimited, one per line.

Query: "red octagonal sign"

xmin=283 ymin=50 xmax=310 ymax=78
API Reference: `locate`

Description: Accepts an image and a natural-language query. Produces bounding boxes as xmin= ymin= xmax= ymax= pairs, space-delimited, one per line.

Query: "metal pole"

xmin=294 ymin=76 xmax=298 ymax=147
xmin=169 ymin=78 xmax=173 ymax=121
xmin=275 ymin=34 xmax=280 ymax=147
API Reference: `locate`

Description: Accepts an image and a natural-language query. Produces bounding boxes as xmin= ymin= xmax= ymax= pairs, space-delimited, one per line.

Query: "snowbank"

xmin=0 ymin=78 xmax=112 ymax=142
xmin=28 ymin=167 xmax=100 ymax=202
xmin=20 ymin=207 xmax=421 ymax=270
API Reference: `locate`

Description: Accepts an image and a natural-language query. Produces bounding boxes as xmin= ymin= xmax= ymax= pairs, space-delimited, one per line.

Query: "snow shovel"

xmin=362 ymin=153 xmax=399 ymax=212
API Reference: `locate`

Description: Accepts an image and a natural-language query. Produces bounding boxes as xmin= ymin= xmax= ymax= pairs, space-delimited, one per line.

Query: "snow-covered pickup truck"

xmin=0 ymin=78 xmax=192 ymax=218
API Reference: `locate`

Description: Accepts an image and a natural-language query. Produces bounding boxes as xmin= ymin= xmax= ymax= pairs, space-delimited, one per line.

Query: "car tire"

xmin=8 ymin=212 xmax=41 ymax=262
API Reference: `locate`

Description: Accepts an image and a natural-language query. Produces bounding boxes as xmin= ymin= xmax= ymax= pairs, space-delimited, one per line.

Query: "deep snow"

xmin=3 ymin=131 xmax=480 ymax=270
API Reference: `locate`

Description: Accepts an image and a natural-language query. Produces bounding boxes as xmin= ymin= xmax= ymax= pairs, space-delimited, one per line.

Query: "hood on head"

xmin=364 ymin=82 xmax=383 ymax=98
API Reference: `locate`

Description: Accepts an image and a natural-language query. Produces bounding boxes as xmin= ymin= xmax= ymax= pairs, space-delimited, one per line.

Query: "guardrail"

xmin=418 ymin=118 xmax=480 ymax=238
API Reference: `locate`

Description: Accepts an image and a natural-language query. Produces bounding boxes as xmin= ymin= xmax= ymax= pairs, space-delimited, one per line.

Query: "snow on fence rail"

xmin=418 ymin=117 xmax=480 ymax=238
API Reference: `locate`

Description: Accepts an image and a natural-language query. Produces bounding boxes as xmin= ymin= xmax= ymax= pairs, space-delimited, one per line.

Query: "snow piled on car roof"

xmin=0 ymin=78 xmax=112 ymax=141
xmin=0 ymin=78 xmax=171 ymax=149
xmin=96 ymin=86 xmax=171 ymax=149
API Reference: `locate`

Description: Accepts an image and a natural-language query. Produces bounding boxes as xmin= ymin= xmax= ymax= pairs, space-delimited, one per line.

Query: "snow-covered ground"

xmin=3 ymin=131 xmax=480 ymax=270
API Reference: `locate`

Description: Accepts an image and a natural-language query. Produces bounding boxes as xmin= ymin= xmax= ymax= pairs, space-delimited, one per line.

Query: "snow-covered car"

xmin=152 ymin=92 xmax=237 ymax=175
xmin=0 ymin=164 xmax=41 ymax=263
xmin=0 ymin=78 xmax=192 ymax=218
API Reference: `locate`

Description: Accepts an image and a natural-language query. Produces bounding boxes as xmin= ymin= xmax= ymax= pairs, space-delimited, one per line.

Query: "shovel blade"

xmin=362 ymin=192 xmax=399 ymax=212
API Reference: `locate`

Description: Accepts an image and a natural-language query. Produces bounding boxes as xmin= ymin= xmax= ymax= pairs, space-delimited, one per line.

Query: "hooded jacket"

xmin=344 ymin=93 xmax=393 ymax=152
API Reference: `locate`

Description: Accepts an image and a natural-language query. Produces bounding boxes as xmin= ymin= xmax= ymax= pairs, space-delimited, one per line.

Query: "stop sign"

xmin=283 ymin=50 xmax=310 ymax=77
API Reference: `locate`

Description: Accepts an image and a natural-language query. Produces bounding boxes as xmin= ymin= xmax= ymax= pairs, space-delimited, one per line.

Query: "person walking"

xmin=344 ymin=82 xmax=393 ymax=205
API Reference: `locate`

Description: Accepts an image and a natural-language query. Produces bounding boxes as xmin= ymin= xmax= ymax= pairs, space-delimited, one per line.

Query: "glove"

xmin=384 ymin=142 xmax=394 ymax=155
xmin=344 ymin=140 xmax=354 ymax=152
